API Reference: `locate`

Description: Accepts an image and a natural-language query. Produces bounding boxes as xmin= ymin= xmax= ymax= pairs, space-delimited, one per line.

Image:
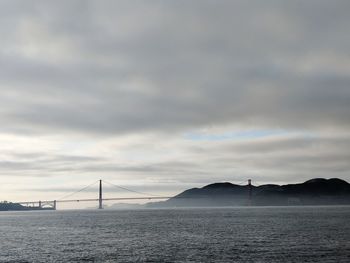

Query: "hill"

xmin=148 ymin=178 xmax=350 ymax=207
xmin=0 ymin=202 xmax=28 ymax=211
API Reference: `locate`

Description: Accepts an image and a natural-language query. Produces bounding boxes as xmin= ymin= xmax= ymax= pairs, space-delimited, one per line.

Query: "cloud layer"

xmin=0 ymin=1 xmax=349 ymax=202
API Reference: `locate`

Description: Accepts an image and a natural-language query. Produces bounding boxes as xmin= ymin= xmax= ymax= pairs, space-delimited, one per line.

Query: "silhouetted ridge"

xmin=0 ymin=202 xmax=26 ymax=211
xmin=202 ymin=182 xmax=239 ymax=189
xmin=149 ymin=178 xmax=350 ymax=207
xmin=281 ymin=178 xmax=350 ymax=195
xmin=304 ymin=178 xmax=328 ymax=184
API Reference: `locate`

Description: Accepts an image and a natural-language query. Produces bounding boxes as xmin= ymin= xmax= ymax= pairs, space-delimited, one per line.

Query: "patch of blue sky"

xmin=184 ymin=129 xmax=310 ymax=141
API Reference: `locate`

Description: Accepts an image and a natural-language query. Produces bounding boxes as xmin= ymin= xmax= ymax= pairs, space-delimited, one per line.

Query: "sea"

xmin=0 ymin=206 xmax=349 ymax=262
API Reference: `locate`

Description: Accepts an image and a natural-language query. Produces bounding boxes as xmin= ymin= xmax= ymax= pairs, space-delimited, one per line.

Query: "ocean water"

xmin=0 ymin=206 xmax=349 ymax=262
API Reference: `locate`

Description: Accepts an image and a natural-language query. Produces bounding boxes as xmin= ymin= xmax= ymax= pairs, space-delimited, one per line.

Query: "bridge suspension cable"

xmin=57 ymin=180 xmax=99 ymax=201
xmin=103 ymin=180 xmax=162 ymax=197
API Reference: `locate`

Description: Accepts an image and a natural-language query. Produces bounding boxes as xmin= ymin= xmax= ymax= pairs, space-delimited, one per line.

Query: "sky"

xmin=1 ymin=0 xmax=350 ymax=207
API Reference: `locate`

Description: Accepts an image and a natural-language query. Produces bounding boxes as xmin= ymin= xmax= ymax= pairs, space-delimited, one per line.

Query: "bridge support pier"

xmin=98 ymin=179 xmax=103 ymax=209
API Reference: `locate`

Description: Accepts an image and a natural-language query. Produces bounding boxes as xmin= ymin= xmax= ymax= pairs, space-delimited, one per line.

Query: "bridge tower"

xmin=98 ymin=179 xmax=103 ymax=209
xmin=248 ymin=179 xmax=252 ymax=206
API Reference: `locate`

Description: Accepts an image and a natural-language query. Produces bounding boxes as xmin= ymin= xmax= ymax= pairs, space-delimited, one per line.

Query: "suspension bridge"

xmin=15 ymin=179 xmax=254 ymax=210
xmin=15 ymin=180 xmax=175 ymax=210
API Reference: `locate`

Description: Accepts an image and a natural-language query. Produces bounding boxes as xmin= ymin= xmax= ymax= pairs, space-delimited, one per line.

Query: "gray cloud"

xmin=1 ymin=134 xmax=350 ymax=185
xmin=0 ymin=0 xmax=350 ymax=135
xmin=0 ymin=1 xmax=349 ymax=200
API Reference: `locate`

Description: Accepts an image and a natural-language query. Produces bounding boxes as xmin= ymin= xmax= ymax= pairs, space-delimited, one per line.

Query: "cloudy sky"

xmin=1 ymin=0 xmax=350 ymax=206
